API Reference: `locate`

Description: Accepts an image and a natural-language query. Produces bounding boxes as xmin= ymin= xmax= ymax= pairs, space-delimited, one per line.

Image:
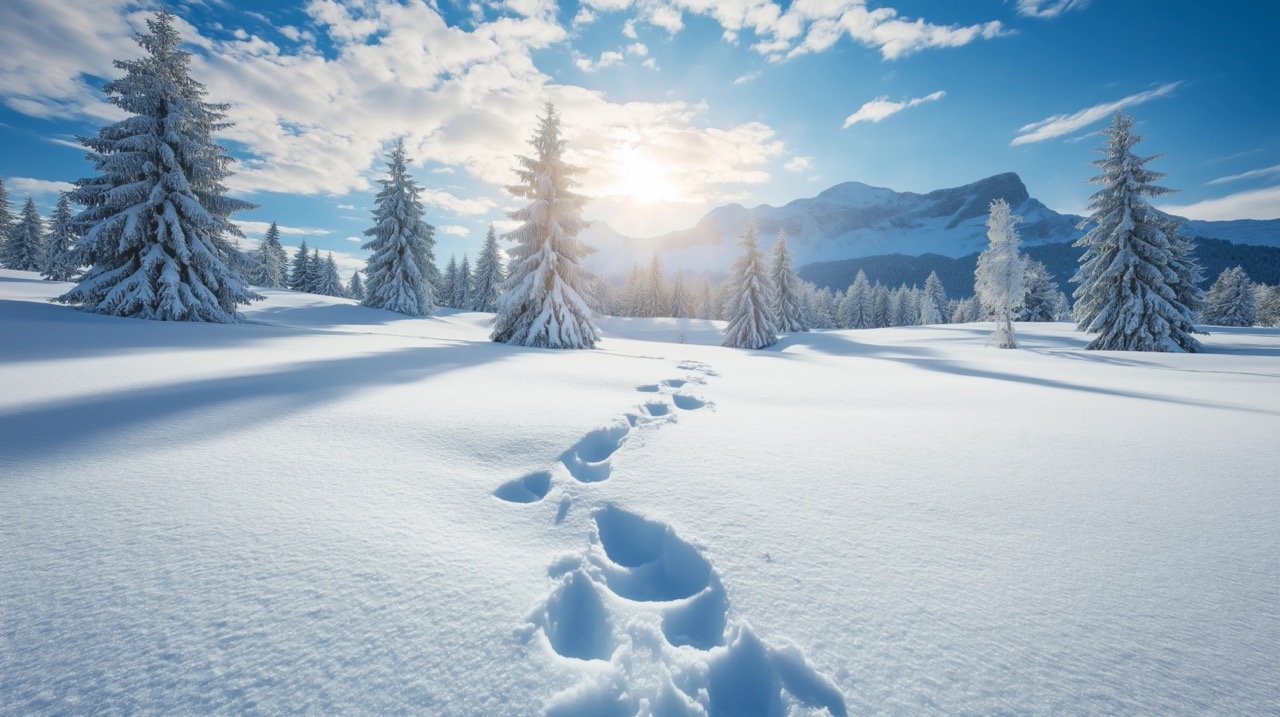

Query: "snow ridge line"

xmin=493 ymin=360 xmax=848 ymax=716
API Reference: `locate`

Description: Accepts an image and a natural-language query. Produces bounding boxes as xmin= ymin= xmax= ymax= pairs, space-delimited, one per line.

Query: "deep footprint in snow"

xmin=492 ymin=471 xmax=552 ymax=503
xmin=531 ymin=569 xmax=615 ymax=661
xmin=636 ymin=384 xmax=661 ymax=393
xmin=561 ymin=421 xmax=630 ymax=483
xmin=592 ymin=505 xmax=713 ymax=602
xmin=641 ymin=401 xmax=671 ymax=417
xmin=671 ymin=393 xmax=707 ymax=411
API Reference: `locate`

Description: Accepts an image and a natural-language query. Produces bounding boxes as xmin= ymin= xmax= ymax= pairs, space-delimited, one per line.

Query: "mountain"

xmin=580 ymin=172 xmax=1280 ymax=277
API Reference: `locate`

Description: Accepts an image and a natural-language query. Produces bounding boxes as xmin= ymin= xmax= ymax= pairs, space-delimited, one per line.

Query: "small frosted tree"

xmin=696 ymin=279 xmax=715 ymax=320
xmin=57 ymin=12 xmax=258 ymax=321
xmin=976 ymin=199 xmax=1027 ymax=348
xmin=471 ymin=225 xmax=505 ymax=311
xmin=669 ymin=272 xmax=691 ymax=318
xmin=6 ymin=197 xmax=47 ymax=272
xmin=644 ymin=252 xmax=667 ymax=318
xmin=306 ymin=248 xmax=323 ymax=293
xmin=456 ymin=254 xmax=473 ymax=310
xmin=1072 ymin=113 xmax=1201 ymax=352
xmin=363 ymin=138 xmax=437 ymax=316
xmin=0 ymin=179 xmax=14 ymax=266
xmin=347 ymin=270 xmax=365 ymax=301
xmin=1018 ymin=260 xmax=1061 ymax=322
xmin=42 ymin=193 xmax=80 ymax=281
xmin=253 ymin=221 xmax=288 ymax=288
xmin=1201 ymin=266 xmax=1255 ymax=327
xmin=722 ymin=222 xmax=778 ymax=349
xmin=919 ymin=271 xmax=948 ymax=325
xmin=314 ymin=253 xmax=346 ymax=297
xmin=442 ymin=256 xmax=459 ymax=308
xmin=769 ymin=230 xmax=807 ymax=332
xmin=492 ymin=103 xmax=599 ymax=349
xmin=843 ymin=270 xmax=872 ymax=328
xmin=288 ymin=240 xmax=311 ymax=291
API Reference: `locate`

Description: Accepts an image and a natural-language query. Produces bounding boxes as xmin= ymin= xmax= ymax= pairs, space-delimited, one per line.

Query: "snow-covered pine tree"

xmin=889 ymin=285 xmax=916 ymax=327
xmin=721 ymin=222 xmax=778 ymax=349
xmin=919 ymin=271 xmax=948 ymax=325
xmin=1071 ymin=113 xmax=1201 ymax=352
xmin=254 ymin=221 xmax=288 ymax=288
xmin=288 ymin=240 xmax=311 ymax=291
xmin=313 ymin=253 xmax=346 ymax=297
xmin=0 ymin=179 xmax=13 ymax=265
xmin=347 ymin=270 xmax=365 ymax=301
xmin=456 ymin=254 xmax=473 ymax=311
xmin=6 ymin=197 xmax=46 ymax=272
xmin=950 ymin=296 xmax=982 ymax=323
xmin=56 ymin=12 xmax=257 ymax=321
xmin=362 ymin=138 xmax=437 ymax=316
xmin=813 ymin=287 xmax=836 ymax=328
xmin=42 ymin=193 xmax=80 ymax=281
xmin=442 ymin=256 xmax=459 ymax=308
xmin=644 ymin=252 xmax=666 ymax=317
xmin=1254 ymin=284 xmax=1280 ymax=327
xmin=306 ymin=248 xmax=324 ymax=294
xmin=471 ymin=225 xmax=505 ymax=311
xmin=1201 ymin=266 xmax=1255 ymax=327
xmin=492 ymin=104 xmax=599 ymax=349
xmin=1018 ymin=260 xmax=1061 ymax=321
xmin=669 ymin=272 xmax=691 ymax=318
xmin=696 ymin=278 xmax=715 ymax=320
xmin=975 ymin=198 xmax=1027 ymax=348
xmin=769 ymin=230 xmax=807 ymax=332
xmin=870 ymin=283 xmax=890 ymax=327
xmin=1053 ymin=292 xmax=1072 ymax=321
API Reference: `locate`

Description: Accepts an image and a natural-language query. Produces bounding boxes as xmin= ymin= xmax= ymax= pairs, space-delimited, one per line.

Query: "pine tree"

xmin=696 ymin=278 xmax=715 ymax=320
xmin=6 ymin=197 xmax=47 ymax=272
xmin=363 ymin=138 xmax=437 ymax=316
xmin=1201 ymin=266 xmax=1255 ymax=327
xmin=669 ymin=272 xmax=691 ymax=318
xmin=919 ymin=271 xmax=948 ymax=325
xmin=306 ymin=248 xmax=323 ymax=293
xmin=312 ymin=253 xmax=346 ymax=297
xmin=253 ymin=221 xmax=288 ymax=288
xmin=492 ymin=104 xmax=598 ymax=349
xmin=442 ymin=256 xmax=459 ymax=308
xmin=288 ymin=240 xmax=311 ymax=291
xmin=56 ymin=12 xmax=257 ymax=321
xmin=347 ymin=270 xmax=365 ymax=301
xmin=1071 ymin=113 xmax=1201 ymax=352
xmin=1018 ymin=260 xmax=1062 ymax=322
xmin=950 ymin=296 xmax=982 ymax=323
xmin=42 ymin=193 xmax=80 ymax=281
xmin=644 ymin=252 xmax=666 ymax=317
xmin=471 ymin=225 xmax=505 ymax=311
xmin=840 ymin=270 xmax=869 ymax=328
xmin=721 ymin=222 xmax=778 ymax=349
xmin=976 ymin=199 xmax=1027 ymax=348
xmin=0 ymin=179 xmax=14 ymax=266
xmin=869 ymin=283 xmax=890 ymax=328
xmin=769 ymin=230 xmax=807 ymax=332
xmin=456 ymin=254 xmax=473 ymax=311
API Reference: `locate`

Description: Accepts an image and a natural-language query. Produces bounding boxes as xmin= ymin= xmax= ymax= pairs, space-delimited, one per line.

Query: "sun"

xmin=610 ymin=147 xmax=676 ymax=204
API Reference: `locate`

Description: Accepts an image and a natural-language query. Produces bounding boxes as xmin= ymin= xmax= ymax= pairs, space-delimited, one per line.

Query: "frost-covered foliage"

xmin=288 ymin=240 xmax=311 ymax=292
xmin=347 ymin=270 xmax=365 ymax=301
xmin=470 ymin=225 xmax=504 ymax=311
xmin=5 ymin=197 xmax=46 ymax=272
xmin=492 ymin=104 xmax=599 ymax=349
xmin=769 ymin=230 xmax=807 ymax=333
xmin=1072 ymin=113 xmax=1201 ymax=352
xmin=442 ymin=256 xmax=459 ymax=308
xmin=314 ymin=253 xmax=346 ymax=298
xmin=722 ymin=222 xmax=778 ymax=350
xmin=643 ymin=253 xmax=667 ymax=318
xmin=362 ymin=139 xmax=437 ymax=316
xmin=56 ymin=12 xmax=258 ymax=322
xmin=951 ymin=295 xmax=982 ymax=323
xmin=669 ymin=272 xmax=691 ymax=318
xmin=308 ymin=249 xmax=323 ymax=293
xmin=0 ymin=179 xmax=13 ymax=263
xmin=919 ymin=270 xmax=948 ymax=325
xmin=1201 ymin=266 xmax=1255 ymax=327
xmin=253 ymin=221 xmax=288 ymax=288
xmin=456 ymin=255 xmax=472 ymax=310
xmin=1018 ymin=260 xmax=1064 ymax=322
xmin=976 ymin=199 xmax=1027 ymax=349
xmin=41 ymin=193 xmax=80 ymax=282
xmin=1255 ymin=284 xmax=1280 ymax=327
xmin=843 ymin=270 xmax=873 ymax=328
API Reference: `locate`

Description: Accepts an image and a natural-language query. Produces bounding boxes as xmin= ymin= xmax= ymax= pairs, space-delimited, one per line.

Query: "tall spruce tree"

xmin=669 ymin=272 xmax=691 ymax=318
xmin=769 ymin=230 xmax=807 ymax=332
xmin=1071 ymin=113 xmax=1201 ymax=352
xmin=288 ymin=240 xmax=311 ymax=291
xmin=56 ymin=12 xmax=258 ymax=321
xmin=442 ymin=256 xmax=459 ymax=308
xmin=347 ymin=270 xmax=365 ymax=301
xmin=919 ymin=271 xmax=948 ymax=325
xmin=1018 ymin=260 xmax=1062 ymax=322
xmin=492 ymin=103 xmax=598 ymax=349
xmin=6 ymin=197 xmax=47 ymax=272
xmin=844 ymin=270 xmax=872 ymax=329
xmin=314 ymin=253 xmax=346 ymax=297
xmin=471 ymin=224 xmax=505 ymax=311
xmin=976 ymin=199 xmax=1027 ymax=348
xmin=721 ymin=222 xmax=778 ymax=349
xmin=0 ymin=179 xmax=14 ymax=266
xmin=644 ymin=252 xmax=667 ymax=318
xmin=363 ymin=139 xmax=437 ymax=316
xmin=42 ymin=193 xmax=80 ymax=281
xmin=254 ymin=221 xmax=288 ymax=288
xmin=1201 ymin=266 xmax=1255 ymax=327
xmin=306 ymin=248 xmax=323 ymax=293
xmin=456 ymin=254 xmax=472 ymax=311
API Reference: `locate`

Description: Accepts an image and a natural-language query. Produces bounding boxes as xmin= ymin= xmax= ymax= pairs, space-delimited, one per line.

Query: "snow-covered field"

xmin=2 ymin=268 xmax=1278 ymax=715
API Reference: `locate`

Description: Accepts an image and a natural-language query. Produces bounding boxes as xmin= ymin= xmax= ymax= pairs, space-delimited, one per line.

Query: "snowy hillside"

xmin=581 ymin=172 xmax=1280 ymax=276
xmin=3 ymin=269 xmax=1279 ymax=714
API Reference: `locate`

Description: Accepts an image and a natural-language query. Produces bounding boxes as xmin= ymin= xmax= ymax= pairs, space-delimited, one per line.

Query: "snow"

xmin=3 ymin=268 xmax=1279 ymax=714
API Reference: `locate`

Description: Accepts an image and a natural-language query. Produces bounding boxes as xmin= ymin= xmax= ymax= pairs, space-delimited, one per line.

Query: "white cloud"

xmin=842 ymin=90 xmax=944 ymax=128
xmin=575 ymin=49 xmax=625 ymax=72
xmin=1015 ymin=0 xmax=1090 ymax=19
xmin=783 ymin=155 xmax=813 ymax=173
xmin=1011 ymin=82 xmax=1181 ymax=146
xmin=1207 ymin=164 xmax=1280 ymax=186
xmin=642 ymin=57 xmax=658 ymax=70
xmin=336 ymin=203 xmax=357 ymax=210
xmin=622 ymin=18 xmax=638 ymax=38
xmin=233 ymin=220 xmax=331 ymax=237
xmin=420 ymin=189 xmax=496 ymax=216
xmin=5 ymin=177 xmax=76 ymax=196
xmin=733 ymin=71 xmax=761 ymax=84
xmin=627 ymin=42 xmax=648 ymax=56
xmin=572 ymin=6 xmax=596 ymax=25
xmin=1161 ymin=185 xmax=1280 ymax=221
xmin=440 ymin=224 xmax=470 ymax=236
xmin=345 ymin=235 xmax=362 ymax=242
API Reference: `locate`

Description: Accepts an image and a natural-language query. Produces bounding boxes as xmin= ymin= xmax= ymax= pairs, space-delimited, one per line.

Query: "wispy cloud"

xmin=842 ymin=90 xmax=945 ymax=129
xmin=233 ymin=220 xmax=331 ymax=237
xmin=783 ymin=156 xmax=813 ymax=173
xmin=1011 ymin=82 xmax=1180 ymax=146
xmin=574 ymin=49 xmax=624 ymax=72
xmin=1207 ymin=164 xmax=1280 ymax=186
xmin=1015 ymin=0 xmax=1090 ymax=19
xmin=733 ymin=71 xmax=761 ymax=85
xmin=1161 ymin=185 xmax=1280 ymax=221
xmin=420 ymin=189 xmax=495 ymax=216
xmin=5 ymin=176 xmax=75 ymax=197
xmin=440 ymin=224 xmax=470 ymax=236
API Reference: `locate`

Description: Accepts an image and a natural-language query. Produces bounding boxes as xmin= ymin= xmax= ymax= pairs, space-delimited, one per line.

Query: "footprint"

xmin=636 ymin=384 xmax=661 ymax=393
xmin=661 ymin=378 xmax=687 ymax=388
xmin=592 ymin=505 xmax=712 ymax=602
xmin=492 ymin=471 xmax=552 ymax=503
xmin=532 ymin=569 xmax=615 ymax=661
xmin=562 ymin=421 xmax=630 ymax=483
xmin=641 ymin=401 xmax=671 ymax=417
xmin=661 ymin=576 xmax=728 ymax=650
xmin=672 ymin=393 xmax=706 ymax=411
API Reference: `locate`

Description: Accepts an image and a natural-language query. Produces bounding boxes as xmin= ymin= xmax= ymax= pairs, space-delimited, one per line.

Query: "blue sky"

xmin=1 ymin=0 xmax=1277 ymax=276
